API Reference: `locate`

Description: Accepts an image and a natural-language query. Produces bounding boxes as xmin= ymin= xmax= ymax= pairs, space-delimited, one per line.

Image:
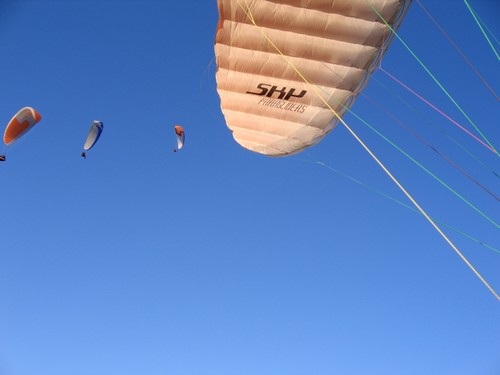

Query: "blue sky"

xmin=0 ymin=1 xmax=499 ymax=374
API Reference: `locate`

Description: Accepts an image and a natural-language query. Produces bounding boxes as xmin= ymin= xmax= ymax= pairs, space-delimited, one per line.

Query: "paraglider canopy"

xmin=83 ymin=120 xmax=104 ymax=152
xmin=214 ymin=0 xmax=411 ymax=156
xmin=174 ymin=125 xmax=185 ymax=151
xmin=3 ymin=107 xmax=42 ymax=145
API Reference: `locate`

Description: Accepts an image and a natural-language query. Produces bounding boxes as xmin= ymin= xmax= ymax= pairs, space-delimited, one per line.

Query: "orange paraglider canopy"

xmin=174 ymin=125 xmax=184 ymax=137
xmin=3 ymin=107 xmax=42 ymax=145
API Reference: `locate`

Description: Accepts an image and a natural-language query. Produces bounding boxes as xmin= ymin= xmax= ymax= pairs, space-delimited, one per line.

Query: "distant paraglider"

xmin=81 ymin=120 xmax=104 ymax=158
xmin=1 ymin=106 xmax=42 ymax=161
xmin=3 ymin=106 xmax=42 ymax=145
xmin=173 ymin=125 xmax=185 ymax=152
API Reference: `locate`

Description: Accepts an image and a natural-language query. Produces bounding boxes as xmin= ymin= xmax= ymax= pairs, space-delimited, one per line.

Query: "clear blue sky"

xmin=0 ymin=1 xmax=499 ymax=374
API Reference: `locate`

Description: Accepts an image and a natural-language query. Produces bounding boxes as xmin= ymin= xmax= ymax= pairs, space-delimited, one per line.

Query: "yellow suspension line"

xmin=237 ymin=0 xmax=499 ymax=300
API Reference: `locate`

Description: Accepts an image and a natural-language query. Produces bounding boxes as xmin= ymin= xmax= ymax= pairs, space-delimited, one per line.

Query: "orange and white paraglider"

xmin=214 ymin=0 xmax=412 ymax=156
xmin=1 ymin=106 xmax=42 ymax=161
xmin=172 ymin=125 xmax=185 ymax=152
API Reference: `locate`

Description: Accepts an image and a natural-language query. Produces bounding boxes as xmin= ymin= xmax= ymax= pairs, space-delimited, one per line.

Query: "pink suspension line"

xmin=379 ymin=67 xmax=497 ymax=154
xmin=362 ymin=93 xmax=500 ymax=201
